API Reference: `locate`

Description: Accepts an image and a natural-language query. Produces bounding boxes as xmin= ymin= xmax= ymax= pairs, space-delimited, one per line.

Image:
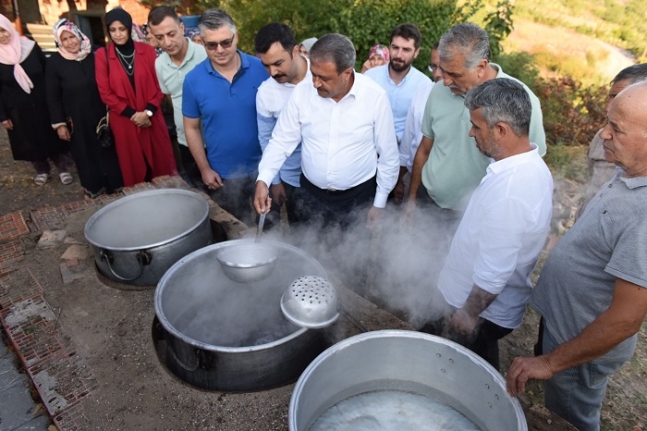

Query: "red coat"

xmin=95 ymin=42 xmax=176 ymax=187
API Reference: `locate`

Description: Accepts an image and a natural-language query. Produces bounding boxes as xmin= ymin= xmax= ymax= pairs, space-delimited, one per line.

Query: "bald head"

xmin=600 ymin=81 xmax=647 ymax=177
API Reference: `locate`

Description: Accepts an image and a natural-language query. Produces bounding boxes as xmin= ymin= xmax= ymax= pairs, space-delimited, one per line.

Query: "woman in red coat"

xmin=95 ymin=8 xmax=176 ymax=187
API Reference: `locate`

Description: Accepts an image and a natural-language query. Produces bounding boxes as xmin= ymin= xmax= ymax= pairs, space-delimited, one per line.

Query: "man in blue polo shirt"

xmin=183 ymin=9 xmax=268 ymax=225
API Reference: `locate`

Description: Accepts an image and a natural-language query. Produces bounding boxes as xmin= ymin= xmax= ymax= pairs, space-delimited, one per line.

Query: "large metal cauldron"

xmin=155 ymin=240 xmax=328 ymax=392
xmin=290 ymin=330 xmax=527 ymax=431
xmin=85 ymin=189 xmax=212 ymax=286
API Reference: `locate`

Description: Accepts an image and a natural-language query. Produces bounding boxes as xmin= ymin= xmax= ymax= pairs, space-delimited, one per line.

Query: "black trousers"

xmin=296 ymin=173 xmax=376 ymax=229
xmin=420 ymin=317 xmax=513 ymax=371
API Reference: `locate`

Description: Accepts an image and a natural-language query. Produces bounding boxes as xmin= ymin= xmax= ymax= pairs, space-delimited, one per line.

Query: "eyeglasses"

xmin=203 ymin=35 xmax=235 ymax=51
xmin=428 ymin=63 xmax=439 ymax=73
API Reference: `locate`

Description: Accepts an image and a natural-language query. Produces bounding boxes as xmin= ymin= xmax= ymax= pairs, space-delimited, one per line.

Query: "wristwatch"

xmin=145 ymin=110 xmax=153 ymax=117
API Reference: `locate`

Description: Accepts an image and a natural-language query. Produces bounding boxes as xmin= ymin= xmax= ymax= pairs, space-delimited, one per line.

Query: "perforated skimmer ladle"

xmin=280 ymin=276 xmax=340 ymax=329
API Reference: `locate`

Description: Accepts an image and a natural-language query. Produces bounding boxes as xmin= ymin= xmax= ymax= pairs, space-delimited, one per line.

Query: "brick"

xmin=30 ymin=206 xmax=66 ymax=232
xmin=0 ymin=268 xmax=44 ymax=308
xmin=122 ymin=182 xmax=156 ymax=196
xmin=0 ymin=239 xmax=25 ymax=271
xmin=29 ymin=350 xmax=98 ymax=416
xmin=152 ymin=175 xmax=192 ymax=190
xmin=0 ymin=212 xmax=30 ymax=243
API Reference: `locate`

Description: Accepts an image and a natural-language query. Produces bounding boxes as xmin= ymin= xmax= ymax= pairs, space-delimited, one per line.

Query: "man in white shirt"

xmin=423 ymin=78 xmax=553 ymax=371
xmin=148 ymin=6 xmax=207 ymax=186
xmin=254 ymin=33 xmax=399 ymax=230
xmin=364 ymin=23 xmax=432 ymax=204
xmin=254 ymin=23 xmax=310 ymax=227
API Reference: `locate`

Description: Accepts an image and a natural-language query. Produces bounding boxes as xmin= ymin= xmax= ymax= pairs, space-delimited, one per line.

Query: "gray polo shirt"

xmin=155 ymin=39 xmax=207 ymax=146
xmin=531 ymin=171 xmax=647 ymax=365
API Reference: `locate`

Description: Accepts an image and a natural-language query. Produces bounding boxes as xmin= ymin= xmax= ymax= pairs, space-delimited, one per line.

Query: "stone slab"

xmin=60 ymin=245 xmax=88 ymax=261
xmin=59 ymin=260 xmax=87 ymax=285
xmin=37 ymin=231 xmax=67 ymax=249
xmin=0 ymin=374 xmax=43 ymax=430
xmin=10 ymin=414 xmax=51 ymax=430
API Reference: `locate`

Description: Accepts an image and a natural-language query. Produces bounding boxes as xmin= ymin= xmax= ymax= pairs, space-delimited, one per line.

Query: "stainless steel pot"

xmin=290 ymin=330 xmax=527 ymax=431
xmin=85 ymin=189 xmax=212 ymax=286
xmin=155 ymin=240 xmax=329 ymax=392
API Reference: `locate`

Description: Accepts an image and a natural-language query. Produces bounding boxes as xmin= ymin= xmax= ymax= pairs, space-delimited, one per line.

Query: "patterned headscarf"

xmin=53 ymin=19 xmax=92 ymax=62
xmin=0 ymin=14 xmax=35 ymax=93
xmin=369 ymin=44 xmax=390 ymax=62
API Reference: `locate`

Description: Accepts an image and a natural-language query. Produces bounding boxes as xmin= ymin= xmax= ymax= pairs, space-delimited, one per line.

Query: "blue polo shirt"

xmin=182 ymin=51 xmax=269 ymax=179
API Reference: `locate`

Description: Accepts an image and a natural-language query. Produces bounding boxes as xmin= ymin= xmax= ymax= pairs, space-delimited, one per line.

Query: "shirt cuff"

xmin=121 ymin=106 xmax=137 ymax=117
xmin=373 ymin=191 xmax=388 ymax=208
xmin=52 ymin=122 xmax=66 ymax=130
xmin=257 ymin=171 xmax=275 ymax=188
xmin=145 ymin=103 xmax=158 ymax=114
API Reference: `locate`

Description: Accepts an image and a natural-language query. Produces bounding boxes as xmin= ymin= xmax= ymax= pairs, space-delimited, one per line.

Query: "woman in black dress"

xmin=0 ymin=15 xmax=74 ymax=186
xmin=46 ymin=19 xmax=123 ymax=198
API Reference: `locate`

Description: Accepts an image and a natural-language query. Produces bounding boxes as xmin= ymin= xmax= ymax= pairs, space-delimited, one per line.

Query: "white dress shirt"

xmin=400 ymin=79 xmax=434 ymax=171
xmin=256 ymin=57 xmax=311 ymax=188
xmin=436 ymin=144 xmax=553 ymax=328
xmin=257 ymin=71 xmax=399 ymax=208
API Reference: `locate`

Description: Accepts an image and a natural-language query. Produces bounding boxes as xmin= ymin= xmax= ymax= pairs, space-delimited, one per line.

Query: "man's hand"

xmin=506 ymin=356 xmax=555 ymax=396
xmin=270 ymin=183 xmax=287 ymax=206
xmin=254 ymin=181 xmax=272 ymax=215
xmin=392 ymin=178 xmax=405 ymax=205
xmin=201 ymin=168 xmax=223 ymax=190
xmin=447 ymin=308 xmax=479 ymax=339
xmin=56 ymin=125 xmax=71 ymax=141
xmin=1 ymin=119 xmax=13 ymax=130
xmin=366 ymin=206 xmax=383 ymax=230
xmin=402 ymin=198 xmax=417 ymax=227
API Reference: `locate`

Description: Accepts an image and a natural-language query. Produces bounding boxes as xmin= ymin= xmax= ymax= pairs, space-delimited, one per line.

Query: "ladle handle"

xmin=255 ymin=212 xmax=266 ymax=243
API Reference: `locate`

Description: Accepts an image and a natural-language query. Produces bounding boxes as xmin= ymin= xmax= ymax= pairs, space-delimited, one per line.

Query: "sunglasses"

xmin=203 ymin=35 xmax=235 ymax=51
xmin=428 ymin=63 xmax=439 ymax=73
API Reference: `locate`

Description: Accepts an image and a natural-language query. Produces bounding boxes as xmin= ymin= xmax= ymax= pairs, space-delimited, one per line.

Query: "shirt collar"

xmin=487 ymin=143 xmax=539 ymax=175
xmin=206 ymin=50 xmax=247 ymax=75
xmin=618 ymin=172 xmax=647 ymax=189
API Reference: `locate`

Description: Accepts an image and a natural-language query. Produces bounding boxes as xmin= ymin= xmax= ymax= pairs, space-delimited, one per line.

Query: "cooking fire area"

xmin=0 ymin=178 xmax=575 ymax=430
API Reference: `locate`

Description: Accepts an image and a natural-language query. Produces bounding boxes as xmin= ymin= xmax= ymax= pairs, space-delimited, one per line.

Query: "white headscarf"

xmin=53 ymin=18 xmax=92 ymax=62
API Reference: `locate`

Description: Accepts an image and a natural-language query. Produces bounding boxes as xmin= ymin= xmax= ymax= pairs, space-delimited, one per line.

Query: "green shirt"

xmin=155 ymin=39 xmax=208 ymax=146
xmin=420 ymin=63 xmax=546 ymax=210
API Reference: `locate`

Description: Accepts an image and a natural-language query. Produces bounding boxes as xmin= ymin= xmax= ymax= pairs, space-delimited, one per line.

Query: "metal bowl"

xmin=289 ymin=330 xmax=527 ymax=431
xmin=216 ymin=242 xmax=277 ymax=283
xmin=280 ymin=276 xmax=339 ymax=329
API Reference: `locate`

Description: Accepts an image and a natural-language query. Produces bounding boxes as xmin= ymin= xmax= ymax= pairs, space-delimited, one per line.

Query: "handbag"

xmin=96 ymin=111 xmax=113 ymax=148
xmin=96 ymin=47 xmax=114 ymax=148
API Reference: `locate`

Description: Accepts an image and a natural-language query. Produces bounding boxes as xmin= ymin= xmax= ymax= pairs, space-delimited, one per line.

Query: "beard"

xmin=390 ymin=58 xmax=412 ymax=73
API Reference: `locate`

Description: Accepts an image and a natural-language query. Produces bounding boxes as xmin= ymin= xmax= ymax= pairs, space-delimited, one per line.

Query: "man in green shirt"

xmin=405 ymin=23 xmax=545 ymax=216
xmin=148 ymin=6 xmax=207 ymax=186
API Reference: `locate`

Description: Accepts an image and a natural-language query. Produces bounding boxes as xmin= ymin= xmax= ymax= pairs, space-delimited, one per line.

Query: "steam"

xmin=278 ymin=202 xmax=461 ymax=330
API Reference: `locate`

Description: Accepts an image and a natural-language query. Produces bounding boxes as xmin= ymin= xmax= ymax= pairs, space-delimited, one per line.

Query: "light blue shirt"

xmin=364 ymin=64 xmax=432 ymax=143
xmin=256 ymin=57 xmax=311 ymax=187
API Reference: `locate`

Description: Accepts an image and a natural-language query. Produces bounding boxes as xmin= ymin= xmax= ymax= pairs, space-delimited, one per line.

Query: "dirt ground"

xmin=0 ymin=129 xmax=644 ymax=430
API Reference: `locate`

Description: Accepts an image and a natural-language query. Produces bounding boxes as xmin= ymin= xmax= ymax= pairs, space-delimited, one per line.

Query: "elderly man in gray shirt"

xmin=506 ymin=81 xmax=647 ymax=431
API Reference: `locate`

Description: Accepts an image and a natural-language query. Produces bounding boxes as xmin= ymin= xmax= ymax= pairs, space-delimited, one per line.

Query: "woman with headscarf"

xmin=95 ymin=8 xmax=177 ymax=187
xmin=360 ymin=44 xmax=390 ymax=73
xmin=46 ymin=19 xmax=123 ymax=198
xmin=0 ymin=15 xmax=74 ymax=186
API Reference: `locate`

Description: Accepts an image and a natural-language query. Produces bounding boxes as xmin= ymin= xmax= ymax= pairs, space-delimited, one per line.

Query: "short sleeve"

xmin=182 ymin=74 xmax=200 ymax=119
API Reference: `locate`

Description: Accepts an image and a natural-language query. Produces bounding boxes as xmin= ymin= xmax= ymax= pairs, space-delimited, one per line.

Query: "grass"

xmin=543 ymin=144 xmax=588 ymax=183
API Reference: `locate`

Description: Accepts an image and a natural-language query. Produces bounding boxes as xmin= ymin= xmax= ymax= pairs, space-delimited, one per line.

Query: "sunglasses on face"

xmin=203 ymin=35 xmax=235 ymax=51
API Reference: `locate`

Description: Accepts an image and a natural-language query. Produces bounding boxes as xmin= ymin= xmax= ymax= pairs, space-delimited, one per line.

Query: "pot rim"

xmin=289 ymin=329 xmax=527 ymax=431
xmin=155 ymin=239 xmax=327 ymax=353
xmin=84 ymin=189 xmax=210 ymax=251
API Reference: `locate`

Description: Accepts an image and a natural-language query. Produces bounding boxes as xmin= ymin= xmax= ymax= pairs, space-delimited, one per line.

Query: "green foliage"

xmin=513 ymin=0 xmax=647 ymax=57
xmin=484 ymin=0 xmax=513 ymax=59
xmin=494 ymin=51 xmax=539 ymax=89
xmin=533 ymin=76 xmax=607 ymax=147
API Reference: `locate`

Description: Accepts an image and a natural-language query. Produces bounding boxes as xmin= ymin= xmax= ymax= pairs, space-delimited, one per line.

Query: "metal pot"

xmin=290 ymin=330 xmax=527 ymax=431
xmin=155 ymin=240 xmax=329 ymax=392
xmin=85 ymin=189 xmax=212 ymax=286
